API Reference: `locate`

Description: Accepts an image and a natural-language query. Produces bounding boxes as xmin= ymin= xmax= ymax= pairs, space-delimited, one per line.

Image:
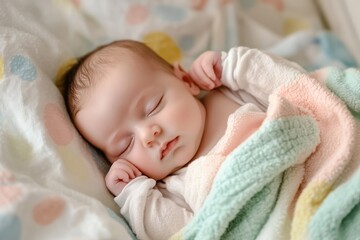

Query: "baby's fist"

xmin=105 ymin=159 xmax=142 ymax=196
xmin=189 ymin=51 xmax=222 ymax=90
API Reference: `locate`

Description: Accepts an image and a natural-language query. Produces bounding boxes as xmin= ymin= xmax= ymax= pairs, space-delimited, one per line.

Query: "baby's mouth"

xmin=161 ymin=137 xmax=179 ymax=160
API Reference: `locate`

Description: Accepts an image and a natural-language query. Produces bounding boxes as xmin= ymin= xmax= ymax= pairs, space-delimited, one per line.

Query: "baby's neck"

xmin=193 ymin=88 xmax=240 ymax=159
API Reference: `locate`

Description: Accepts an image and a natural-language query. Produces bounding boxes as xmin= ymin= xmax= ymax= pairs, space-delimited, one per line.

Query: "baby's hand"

xmin=105 ymin=159 xmax=142 ymax=196
xmin=189 ymin=51 xmax=222 ymax=90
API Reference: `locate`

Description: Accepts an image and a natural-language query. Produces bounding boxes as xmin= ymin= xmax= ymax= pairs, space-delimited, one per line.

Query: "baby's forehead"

xmin=87 ymin=49 xmax=154 ymax=84
xmin=94 ymin=47 xmax=149 ymax=70
xmin=82 ymin=46 xmax=173 ymax=94
xmin=90 ymin=46 xmax=129 ymax=65
xmin=82 ymin=48 xmax=134 ymax=81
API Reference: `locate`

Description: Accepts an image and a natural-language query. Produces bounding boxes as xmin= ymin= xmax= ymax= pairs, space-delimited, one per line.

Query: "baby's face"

xmin=75 ymin=51 xmax=206 ymax=180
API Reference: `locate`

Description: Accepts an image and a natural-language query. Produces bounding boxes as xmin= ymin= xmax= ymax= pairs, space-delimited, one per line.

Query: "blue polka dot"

xmin=154 ymin=4 xmax=186 ymax=22
xmin=10 ymin=55 xmax=37 ymax=81
xmin=238 ymin=0 xmax=256 ymax=9
xmin=0 ymin=213 xmax=21 ymax=240
xmin=179 ymin=35 xmax=194 ymax=51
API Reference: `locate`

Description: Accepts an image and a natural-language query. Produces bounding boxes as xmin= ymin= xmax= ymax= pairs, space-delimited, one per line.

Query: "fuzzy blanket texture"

xmin=171 ymin=66 xmax=360 ymax=240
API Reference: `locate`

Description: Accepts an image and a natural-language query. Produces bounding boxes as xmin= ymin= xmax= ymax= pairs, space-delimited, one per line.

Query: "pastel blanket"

xmin=171 ymin=67 xmax=360 ymax=240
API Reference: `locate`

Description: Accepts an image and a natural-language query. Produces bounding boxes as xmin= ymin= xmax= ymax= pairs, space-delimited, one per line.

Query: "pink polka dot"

xmin=126 ymin=4 xmax=148 ymax=25
xmin=262 ymin=0 xmax=284 ymax=11
xmin=33 ymin=196 xmax=65 ymax=225
xmin=71 ymin=0 xmax=80 ymax=8
xmin=218 ymin=0 xmax=233 ymax=6
xmin=44 ymin=103 xmax=73 ymax=145
xmin=0 ymin=171 xmax=15 ymax=183
xmin=0 ymin=186 xmax=21 ymax=207
xmin=192 ymin=0 xmax=208 ymax=10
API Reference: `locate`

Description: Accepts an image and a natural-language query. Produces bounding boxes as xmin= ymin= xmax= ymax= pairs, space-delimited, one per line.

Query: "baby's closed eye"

xmin=146 ymin=95 xmax=163 ymax=116
xmin=118 ymin=136 xmax=134 ymax=157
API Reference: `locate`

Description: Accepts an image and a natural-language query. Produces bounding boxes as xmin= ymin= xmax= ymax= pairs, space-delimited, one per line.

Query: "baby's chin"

xmin=148 ymin=172 xmax=170 ymax=181
xmin=148 ymin=165 xmax=186 ymax=180
xmin=170 ymin=158 xmax=194 ymax=175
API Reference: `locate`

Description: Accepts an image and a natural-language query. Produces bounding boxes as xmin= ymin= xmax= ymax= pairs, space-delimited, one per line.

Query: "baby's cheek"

xmin=169 ymin=102 xmax=192 ymax=124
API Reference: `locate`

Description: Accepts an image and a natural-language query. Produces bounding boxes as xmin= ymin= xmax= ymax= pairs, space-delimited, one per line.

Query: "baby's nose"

xmin=142 ymin=125 xmax=161 ymax=148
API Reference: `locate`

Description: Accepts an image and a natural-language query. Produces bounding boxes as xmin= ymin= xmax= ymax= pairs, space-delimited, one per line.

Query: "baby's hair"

xmin=61 ymin=39 xmax=174 ymax=120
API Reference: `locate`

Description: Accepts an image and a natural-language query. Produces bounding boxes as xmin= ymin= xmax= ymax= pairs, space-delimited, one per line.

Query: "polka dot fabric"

xmin=0 ymin=1 xmax=139 ymax=239
xmin=0 ymin=0 xmax=329 ymax=239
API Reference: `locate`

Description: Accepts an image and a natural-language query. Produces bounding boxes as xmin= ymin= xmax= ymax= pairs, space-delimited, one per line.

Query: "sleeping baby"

xmin=60 ymin=39 xmax=306 ymax=239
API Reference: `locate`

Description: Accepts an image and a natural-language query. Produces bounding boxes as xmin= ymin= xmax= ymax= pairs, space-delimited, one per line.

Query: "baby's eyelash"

xmin=148 ymin=96 xmax=163 ymax=115
xmin=119 ymin=137 xmax=134 ymax=156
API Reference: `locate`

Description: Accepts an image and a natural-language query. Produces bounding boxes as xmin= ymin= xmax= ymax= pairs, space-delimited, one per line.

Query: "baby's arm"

xmin=105 ymin=159 xmax=142 ymax=196
xmin=116 ymin=176 xmax=193 ymax=240
xmin=189 ymin=47 xmax=307 ymax=108
xmin=107 ymin=160 xmax=193 ymax=239
xmin=221 ymin=47 xmax=307 ymax=107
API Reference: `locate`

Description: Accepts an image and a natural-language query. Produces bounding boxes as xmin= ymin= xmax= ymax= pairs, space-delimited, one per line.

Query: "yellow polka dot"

xmin=55 ymin=58 xmax=78 ymax=94
xmin=7 ymin=133 xmax=34 ymax=161
xmin=56 ymin=145 xmax=89 ymax=182
xmin=143 ymin=32 xmax=182 ymax=64
xmin=283 ymin=18 xmax=310 ymax=36
xmin=0 ymin=57 xmax=4 ymax=80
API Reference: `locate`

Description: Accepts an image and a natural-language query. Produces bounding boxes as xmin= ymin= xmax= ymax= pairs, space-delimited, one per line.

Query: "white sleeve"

xmin=221 ymin=46 xmax=307 ymax=108
xmin=115 ymin=176 xmax=193 ymax=240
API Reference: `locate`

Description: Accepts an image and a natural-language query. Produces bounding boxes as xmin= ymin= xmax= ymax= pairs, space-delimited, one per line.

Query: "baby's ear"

xmin=173 ymin=62 xmax=200 ymax=96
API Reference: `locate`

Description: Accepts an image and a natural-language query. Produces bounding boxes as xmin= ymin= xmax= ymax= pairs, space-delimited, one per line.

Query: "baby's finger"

xmin=202 ymin=61 xmax=216 ymax=81
xmin=194 ymin=67 xmax=215 ymax=89
xmin=118 ymin=164 xmax=134 ymax=177
xmin=188 ymin=68 xmax=201 ymax=85
xmin=116 ymin=170 xmax=132 ymax=183
xmin=214 ymin=58 xmax=222 ymax=79
xmin=113 ymin=161 xmax=136 ymax=179
xmin=128 ymin=168 xmax=142 ymax=177
xmin=106 ymin=170 xmax=127 ymax=186
xmin=121 ymin=160 xmax=142 ymax=178
xmin=127 ymin=171 xmax=135 ymax=180
xmin=122 ymin=175 xmax=129 ymax=183
xmin=214 ymin=78 xmax=222 ymax=87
